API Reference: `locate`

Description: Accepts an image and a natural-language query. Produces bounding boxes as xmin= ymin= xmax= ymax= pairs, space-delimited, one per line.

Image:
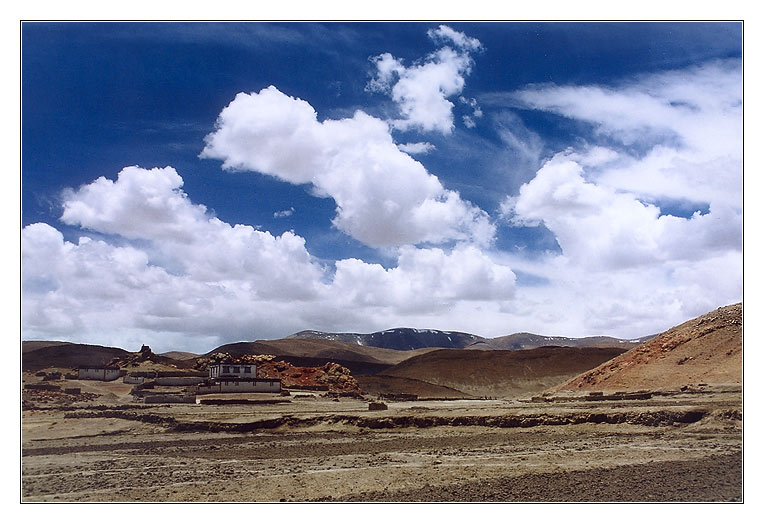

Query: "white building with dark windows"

xmin=208 ymin=362 xmax=257 ymax=379
xmin=198 ymin=361 xmax=281 ymax=394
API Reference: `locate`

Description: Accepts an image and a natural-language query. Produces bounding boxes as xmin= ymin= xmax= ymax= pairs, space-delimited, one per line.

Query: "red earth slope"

xmin=553 ymin=303 xmax=742 ymax=392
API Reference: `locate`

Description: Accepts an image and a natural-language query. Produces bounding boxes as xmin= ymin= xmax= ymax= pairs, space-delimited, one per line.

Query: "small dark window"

xmin=244 ymin=366 xmax=252 ymax=374
xmin=233 ymin=366 xmax=240 ymax=374
xmin=222 ymin=366 xmax=230 ymax=374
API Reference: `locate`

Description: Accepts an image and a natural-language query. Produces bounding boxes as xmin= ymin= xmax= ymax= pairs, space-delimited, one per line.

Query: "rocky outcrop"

xmin=258 ymin=360 xmax=363 ymax=395
xmin=106 ymin=344 xmax=180 ymax=369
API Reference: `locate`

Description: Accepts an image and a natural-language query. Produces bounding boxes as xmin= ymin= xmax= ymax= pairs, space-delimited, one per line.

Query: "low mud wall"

xmin=63 ymin=408 xmax=712 ymax=432
xmin=196 ymin=398 xmax=291 ymax=406
xmin=24 ymin=384 xmax=61 ymax=391
xmin=380 ymin=394 xmax=418 ymax=401
xmin=155 ymin=377 xmax=205 ymax=386
xmin=128 ymin=371 xmax=207 ymax=378
xmin=531 ymin=392 xmax=653 ymax=403
xmin=143 ymin=394 xmax=196 ymax=404
xmin=287 ymin=385 xmax=329 ymax=392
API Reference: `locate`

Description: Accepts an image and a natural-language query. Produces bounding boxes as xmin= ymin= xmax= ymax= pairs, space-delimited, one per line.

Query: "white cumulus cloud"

xmin=332 ymin=245 xmax=516 ymax=313
xmin=506 ymin=150 xmax=741 ymax=271
xmin=367 ymin=25 xmax=482 ymax=134
xmin=200 ymin=86 xmax=494 ymax=248
xmin=22 ymin=166 xmax=516 ymax=351
xmin=495 ymin=60 xmax=742 ymax=336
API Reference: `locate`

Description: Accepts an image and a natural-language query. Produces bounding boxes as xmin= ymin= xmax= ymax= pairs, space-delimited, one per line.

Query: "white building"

xmin=78 ymin=366 xmax=122 ymax=381
xmin=198 ymin=361 xmax=281 ymax=394
xmin=208 ymin=362 xmax=257 ymax=379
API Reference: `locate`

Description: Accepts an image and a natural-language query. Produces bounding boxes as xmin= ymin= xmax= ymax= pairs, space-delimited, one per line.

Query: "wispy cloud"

xmin=273 ymin=207 xmax=295 ymax=218
xmin=396 ymin=142 xmax=435 ymax=155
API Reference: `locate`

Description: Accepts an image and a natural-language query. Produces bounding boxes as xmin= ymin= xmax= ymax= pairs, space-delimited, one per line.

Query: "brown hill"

xmin=469 ymin=333 xmax=651 ymax=351
xmin=378 ymin=346 xmax=630 ymax=398
xmin=207 ymin=339 xmax=440 ymax=375
xmin=552 ymin=303 xmax=742 ymax=392
xmin=22 ymin=343 xmax=131 ymax=371
xmin=355 ymin=374 xmax=471 ymax=399
xmin=158 ymin=351 xmax=200 ymax=360
xmin=22 ymin=341 xmax=74 ymax=353
xmin=22 ymin=342 xmax=195 ymax=373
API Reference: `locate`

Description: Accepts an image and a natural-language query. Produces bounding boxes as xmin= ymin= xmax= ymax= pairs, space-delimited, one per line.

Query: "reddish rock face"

xmin=257 ymin=360 xmax=363 ymax=395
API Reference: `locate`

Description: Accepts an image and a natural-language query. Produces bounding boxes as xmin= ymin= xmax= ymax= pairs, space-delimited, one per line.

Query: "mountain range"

xmin=286 ymin=327 xmax=650 ymax=351
xmin=21 ymin=304 xmax=742 ymax=398
xmin=287 ymin=328 xmax=482 ymax=350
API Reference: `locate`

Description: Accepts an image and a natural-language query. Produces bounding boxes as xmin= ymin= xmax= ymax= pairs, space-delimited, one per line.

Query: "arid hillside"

xmin=208 ymin=339 xmax=440 ymax=375
xmin=469 ymin=333 xmax=651 ymax=351
xmin=377 ymin=346 xmax=630 ymax=398
xmin=22 ymin=341 xmax=74 ymax=353
xmin=21 ymin=343 xmax=131 ymax=371
xmin=355 ymin=374 xmax=472 ymax=399
xmin=553 ymin=303 xmax=742 ymax=392
xmin=158 ymin=351 xmax=199 ymax=360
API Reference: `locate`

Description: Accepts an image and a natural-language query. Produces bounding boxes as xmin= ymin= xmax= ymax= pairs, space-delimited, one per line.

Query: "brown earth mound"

xmin=553 ymin=303 xmax=742 ymax=392
xmin=379 ymin=346 xmax=629 ymax=398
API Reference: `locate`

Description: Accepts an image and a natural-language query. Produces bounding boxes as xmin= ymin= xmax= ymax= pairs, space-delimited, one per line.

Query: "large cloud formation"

xmin=499 ymin=59 xmax=742 ymax=331
xmin=23 ymin=165 xmax=516 ymax=351
xmin=200 ymin=86 xmax=494 ymax=247
xmin=21 ymin=27 xmax=742 ymax=353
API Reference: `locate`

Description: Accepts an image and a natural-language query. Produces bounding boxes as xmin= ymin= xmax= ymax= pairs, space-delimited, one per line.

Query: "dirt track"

xmin=21 ymin=391 xmax=742 ymax=502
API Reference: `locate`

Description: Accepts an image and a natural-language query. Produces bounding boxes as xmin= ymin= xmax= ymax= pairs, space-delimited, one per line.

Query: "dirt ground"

xmin=20 ymin=382 xmax=742 ymax=503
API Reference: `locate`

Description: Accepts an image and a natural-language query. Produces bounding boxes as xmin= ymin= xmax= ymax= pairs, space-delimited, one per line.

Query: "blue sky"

xmin=21 ymin=22 xmax=743 ymax=352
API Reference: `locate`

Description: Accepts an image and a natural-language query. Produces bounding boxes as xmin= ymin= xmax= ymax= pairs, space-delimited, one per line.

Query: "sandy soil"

xmin=21 ymin=387 xmax=742 ymax=502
